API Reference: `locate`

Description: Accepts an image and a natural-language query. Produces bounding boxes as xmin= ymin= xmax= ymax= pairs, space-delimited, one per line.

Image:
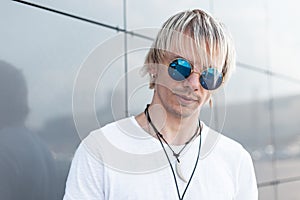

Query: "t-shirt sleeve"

xmin=63 ymin=142 xmax=105 ymax=200
xmin=235 ymin=151 xmax=258 ymax=200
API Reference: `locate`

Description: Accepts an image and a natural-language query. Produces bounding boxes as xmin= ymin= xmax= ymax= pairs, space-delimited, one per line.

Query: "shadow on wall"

xmin=36 ymin=91 xmax=115 ymax=199
xmin=0 ymin=61 xmax=58 ymax=200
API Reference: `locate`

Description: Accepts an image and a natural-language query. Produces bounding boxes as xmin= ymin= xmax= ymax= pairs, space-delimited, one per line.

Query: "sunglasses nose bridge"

xmin=184 ymin=70 xmax=203 ymax=90
xmin=189 ymin=68 xmax=201 ymax=80
xmin=191 ymin=70 xmax=201 ymax=76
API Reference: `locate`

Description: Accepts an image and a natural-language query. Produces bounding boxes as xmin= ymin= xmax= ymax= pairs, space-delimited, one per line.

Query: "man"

xmin=64 ymin=9 xmax=258 ymax=199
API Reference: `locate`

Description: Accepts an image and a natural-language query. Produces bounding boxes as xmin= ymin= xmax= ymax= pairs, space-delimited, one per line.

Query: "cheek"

xmin=157 ymin=84 xmax=175 ymax=101
xmin=155 ymin=69 xmax=177 ymax=90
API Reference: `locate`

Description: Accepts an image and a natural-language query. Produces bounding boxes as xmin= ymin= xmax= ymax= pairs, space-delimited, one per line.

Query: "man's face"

xmin=153 ymin=49 xmax=212 ymax=118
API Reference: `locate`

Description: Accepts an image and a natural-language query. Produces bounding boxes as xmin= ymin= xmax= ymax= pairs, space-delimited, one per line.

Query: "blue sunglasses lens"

xmin=200 ymin=68 xmax=223 ymax=90
xmin=168 ymin=58 xmax=223 ymax=90
xmin=168 ymin=58 xmax=192 ymax=81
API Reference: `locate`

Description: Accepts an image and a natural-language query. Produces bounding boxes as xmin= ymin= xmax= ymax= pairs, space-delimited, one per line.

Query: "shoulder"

xmin=201 ymin=123 xmax=252 ymax=164
xmin=80 ymin=117 xmax=135 ymax=162
xmin=87 ymin=116 xmax=135 ymax=138
xmin=218 ymin=133 xmax=248 ymax=155
xmin=80 ymin=116 xmax=155 ymax=168
xmin=201 ymin=124 xmax=257 ymax=192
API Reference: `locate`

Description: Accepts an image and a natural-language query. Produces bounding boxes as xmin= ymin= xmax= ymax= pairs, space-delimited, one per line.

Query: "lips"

xmin=175 ymin=94 xmax=198 ymax=104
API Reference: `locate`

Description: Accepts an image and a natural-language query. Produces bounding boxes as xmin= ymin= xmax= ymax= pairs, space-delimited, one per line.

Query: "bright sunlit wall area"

xmin=0 ymin=0 xmax=300 ymax=199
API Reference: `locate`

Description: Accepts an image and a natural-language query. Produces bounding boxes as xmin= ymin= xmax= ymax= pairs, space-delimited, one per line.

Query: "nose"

xmin=183 ymin=71 xmax=201 ymax=91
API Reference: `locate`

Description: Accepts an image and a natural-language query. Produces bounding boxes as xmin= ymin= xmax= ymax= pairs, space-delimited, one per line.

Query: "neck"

xmin=136 ymin=104 xmax=200 ymax=145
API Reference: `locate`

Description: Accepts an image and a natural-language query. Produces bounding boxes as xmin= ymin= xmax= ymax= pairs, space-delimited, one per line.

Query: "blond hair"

xmin=143 ymin=9 xmax=236 ymax=89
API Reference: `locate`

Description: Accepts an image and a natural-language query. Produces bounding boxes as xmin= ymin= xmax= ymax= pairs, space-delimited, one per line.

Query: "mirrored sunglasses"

xmin=168 ymin=58 xmax=223 ymax=90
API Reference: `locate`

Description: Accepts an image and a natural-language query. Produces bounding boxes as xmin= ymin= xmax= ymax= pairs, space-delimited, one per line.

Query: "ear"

xmin=148 ymin=63 xmax=158 ymax=75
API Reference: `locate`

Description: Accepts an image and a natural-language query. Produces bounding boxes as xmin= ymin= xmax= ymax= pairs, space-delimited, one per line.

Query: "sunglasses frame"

xmin=168 ymin=58 xmax=224 ymax=90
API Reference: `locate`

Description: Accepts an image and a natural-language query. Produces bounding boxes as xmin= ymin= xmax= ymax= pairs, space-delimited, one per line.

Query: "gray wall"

xmin=1 ymin=0 xmax=300 ymax=199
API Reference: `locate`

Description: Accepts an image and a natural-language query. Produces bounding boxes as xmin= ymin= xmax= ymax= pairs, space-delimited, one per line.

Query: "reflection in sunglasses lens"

xmin=168 ymin=59 xmax=223 ymax=90
xmin=200 ymin=68 xmax=223 ymax=90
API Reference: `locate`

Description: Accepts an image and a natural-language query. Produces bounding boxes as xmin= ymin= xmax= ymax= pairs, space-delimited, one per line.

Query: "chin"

xmin=168 ymin=103 xmax=200 ymax=118
xmin=181 ymin=108 xmax=199 ymax=118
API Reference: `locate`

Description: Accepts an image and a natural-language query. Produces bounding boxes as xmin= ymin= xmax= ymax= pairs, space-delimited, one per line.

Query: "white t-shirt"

xmin=63 ymin=117 xmax=258 ymax=200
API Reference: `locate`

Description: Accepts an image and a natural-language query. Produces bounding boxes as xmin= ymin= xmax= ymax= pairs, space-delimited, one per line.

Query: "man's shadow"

xmin=0 ymin=60 xmax=57 ymax=200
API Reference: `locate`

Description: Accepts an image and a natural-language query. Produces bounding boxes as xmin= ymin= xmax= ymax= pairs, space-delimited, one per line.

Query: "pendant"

xmin=175 ymin=161 xmax=187 ymax=183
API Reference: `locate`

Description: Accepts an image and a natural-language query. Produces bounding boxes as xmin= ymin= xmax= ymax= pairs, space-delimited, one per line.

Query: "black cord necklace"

xmin=145 ymin=106 xmax=200 ymax=163
xmin=144 ymin=104 xmax=202 ymax=200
